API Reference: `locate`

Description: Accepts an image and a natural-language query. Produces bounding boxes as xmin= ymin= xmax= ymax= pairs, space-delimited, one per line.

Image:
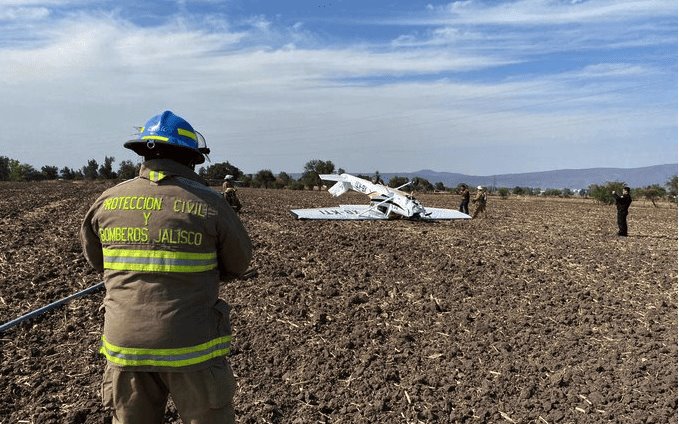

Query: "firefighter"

xmin=471 ymin=185 xmax=487 ymax=218
xmin=80 ymin=110 xmax=252 ymax=424
xmin=222 ymin=175 xmax=242 ymax=212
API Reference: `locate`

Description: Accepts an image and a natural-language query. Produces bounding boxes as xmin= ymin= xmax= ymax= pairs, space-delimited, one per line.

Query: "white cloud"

xmin=0 ymin=0 xmax=72 ymax=5
xmin=438 ymin=0 xmax=676 ymax=25
xmin=385 ymin=1 xmax=676 ymax=58
xmin=0 ymin=6 xmax=49 ymax=20
xmin=576 ymin=63 xmax=657 ymax=78
xmin=0 ymin=4 xmax=674 ymax=175
xmin=1 ymin=16 xmax=247 ymax=83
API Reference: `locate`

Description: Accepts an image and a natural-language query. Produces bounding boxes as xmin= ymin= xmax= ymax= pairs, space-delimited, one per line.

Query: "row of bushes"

xmin=1 ymin=156 xmax=676 ymax=204
xmin=0 ymin=156 xmax=136 ymax=181
xmin=495 ymin=181 xmax=677 ymax=205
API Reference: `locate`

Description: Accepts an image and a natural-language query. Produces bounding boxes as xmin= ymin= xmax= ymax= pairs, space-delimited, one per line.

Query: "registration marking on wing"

xmin=291 ymin=205 xmax=470 ymax=220
xmin=290 ymin=205 xmax=385 ymax=220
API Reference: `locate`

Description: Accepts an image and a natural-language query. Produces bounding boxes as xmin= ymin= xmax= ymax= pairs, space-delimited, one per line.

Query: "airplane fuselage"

xmin=369 ymin=192 xmax=427 ymax=219
xmin=316 ymin=173 xmax=460 ymax=220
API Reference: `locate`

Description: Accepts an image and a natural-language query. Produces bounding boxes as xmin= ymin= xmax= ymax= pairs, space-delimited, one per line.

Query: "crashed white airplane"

xmin=290 ymin=173 xmax=471 ymax=221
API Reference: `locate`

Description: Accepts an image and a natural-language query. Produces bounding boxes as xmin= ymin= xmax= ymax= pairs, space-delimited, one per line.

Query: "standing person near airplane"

xmin=612 ymin=186 xmax=632 ymax=236
xmin=471 ymin=186 xmax=487 ymax=219
xmin=80 ymin=110 xmax=252 ymax=424
xmin=222 ymin=175 xmax=242 ymax=212
xmin=458 ymin=184 xmax=470 ymax=215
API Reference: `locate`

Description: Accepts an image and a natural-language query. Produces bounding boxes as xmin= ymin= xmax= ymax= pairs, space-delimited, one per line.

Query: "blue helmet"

xmin=125 ymin=110 xmax=210 ymax=164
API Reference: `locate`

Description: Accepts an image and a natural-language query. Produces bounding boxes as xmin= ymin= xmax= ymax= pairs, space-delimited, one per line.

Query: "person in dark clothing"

xmin=458 ymin=184 xmax=470 ymax=215
xmin=612 ymin=186 xmax=632 ymax=236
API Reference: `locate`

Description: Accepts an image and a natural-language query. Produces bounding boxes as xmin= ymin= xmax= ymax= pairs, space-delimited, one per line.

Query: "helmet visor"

xmin=195 ymin=130 xmax=211 ymax=161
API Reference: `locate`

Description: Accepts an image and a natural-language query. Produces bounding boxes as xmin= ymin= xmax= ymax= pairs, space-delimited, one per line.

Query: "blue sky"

xmin=0 ymin=0 xmax=676 ymax=175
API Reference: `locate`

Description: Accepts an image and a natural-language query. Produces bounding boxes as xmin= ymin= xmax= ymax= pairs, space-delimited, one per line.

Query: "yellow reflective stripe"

xmin=148 ymin=170 xmax=166 ymax=182
xmin=102 ymin=248 xmax=217 ymax=273
xmin=102 ymin=334 xmax=231 ymax=355
xmin=177 ymin=128 xmax=197 ymax=141
xmin=104 ymin=262 xmax=216 ymax=272
xmin=100 ymin=347 xmax=230 ymax=367
xmin=141 ymin=135 xmax=169 ymax=142
xmin=100 ymin=335 xmax=231 ymax=368
xmin=103 ymin=249 xmax=216 ymax=260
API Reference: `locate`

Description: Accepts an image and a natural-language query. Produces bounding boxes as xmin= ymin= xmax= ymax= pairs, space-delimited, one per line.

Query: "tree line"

xmin=0 ymin=156 xmax=139 ymax=181
xmin=1 ymin=155 xmax=676 ymax=204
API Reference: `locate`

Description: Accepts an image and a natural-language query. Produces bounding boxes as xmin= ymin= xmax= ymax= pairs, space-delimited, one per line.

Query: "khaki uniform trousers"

xmin=102 ymin=359 xmax=235 ymax=424
xmin=472 ymin=203 xmax=486 ymax=219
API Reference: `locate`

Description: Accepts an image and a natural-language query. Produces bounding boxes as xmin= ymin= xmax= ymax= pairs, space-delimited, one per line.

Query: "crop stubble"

xmin=0 ymin=181 xmax=676 ymax=423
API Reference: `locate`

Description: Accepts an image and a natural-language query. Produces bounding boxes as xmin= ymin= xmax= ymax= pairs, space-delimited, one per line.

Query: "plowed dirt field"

xmin=0 ymin=181 xmax=676 ymax=423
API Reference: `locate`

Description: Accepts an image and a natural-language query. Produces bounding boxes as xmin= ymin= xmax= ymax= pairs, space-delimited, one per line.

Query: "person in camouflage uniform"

xmin=222 ymin=175 xmax=242 ymax=212
xmin=471 ymin=185 xmax=487 ymax=219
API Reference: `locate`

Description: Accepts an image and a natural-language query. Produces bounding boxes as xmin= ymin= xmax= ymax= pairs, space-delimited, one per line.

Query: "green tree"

xmin=82 ymin=159 xmax=99 ymax=180
xmin=388 ymin=176 xmax=409 ymax=188
xmin=434 ymin=182 xmax=446 ymax=192
xmin=288 ymin=180 xmax=305 ymax=190
xmin=666 ymin=175 xmax=677 ymax=198
xmin=98 ymin=156 xmax=117 ymax=179
xmin=9 ymin=160 xmax=39 ymax=181
xmin=498 ymin=187 xmax=510 ymax=199
xmin=561 ymin=188 xmax=573 ymax=198
xmin=512 ymin=186 xmax=525 ymax=195
xmin=199 ymin=162 xmax=243 ymax=182
xmin=253 ymin=169 xmax=276 ymax=188
xmin=0 ymin=156 xmax=10 ymax=181
xmin=41 ymin=166 xmax=59 ymax=180
xmin=589 ymin=182 xmax=626 ymax=204
xmin=543 ymin=188 xmax=562 ymax=197
xmin=240 ymin=174 xmax=253 ymax=187
xmin=60 ymin=167 xmax=75 ymax=180
xmin=300 ymin=159 xmax=335 ymax=188
xmin=276 ymin=172 xmax=293 ymax=188
xmin=411 ymin=177 xmax=434 ymax=192
xmin=72 ymin=169 xmax=84 ymax=180
xmin=639 ymin=184 xmax=666 ymax=207
xmin=117 ymin=160 xmax=140 ymax=180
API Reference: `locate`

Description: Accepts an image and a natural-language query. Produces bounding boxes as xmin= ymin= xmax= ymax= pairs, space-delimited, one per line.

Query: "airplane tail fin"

xmin=328 ymin=181 xmax=351 ymax=197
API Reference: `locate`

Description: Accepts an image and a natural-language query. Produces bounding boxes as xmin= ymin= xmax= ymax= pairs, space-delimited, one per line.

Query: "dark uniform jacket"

xmin=614 ymin=192 xmax=632 ymax=213
xmin=80 ymin=159 xmax=252 ymax=372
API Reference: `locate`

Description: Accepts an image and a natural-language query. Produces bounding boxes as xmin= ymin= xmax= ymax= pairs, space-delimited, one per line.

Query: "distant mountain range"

xmin=377 ymin=164 xmax=678 ymax=189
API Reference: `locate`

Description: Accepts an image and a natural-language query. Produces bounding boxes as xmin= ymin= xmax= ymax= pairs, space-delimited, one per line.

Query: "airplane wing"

xmin=290 ymin=205 xmax=387 ymax=220
xmin=318 ymin=174 xmax=343 ymax=182
xmin=319 ymin=174 xmax=388 ymax=197
xmin=290 ymin=205 xmax=471 ymax=220
xmin=422 ymin=208 xmax=471 ymax=220
xmin=319 ymin=174 xmax=353 ymax=197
